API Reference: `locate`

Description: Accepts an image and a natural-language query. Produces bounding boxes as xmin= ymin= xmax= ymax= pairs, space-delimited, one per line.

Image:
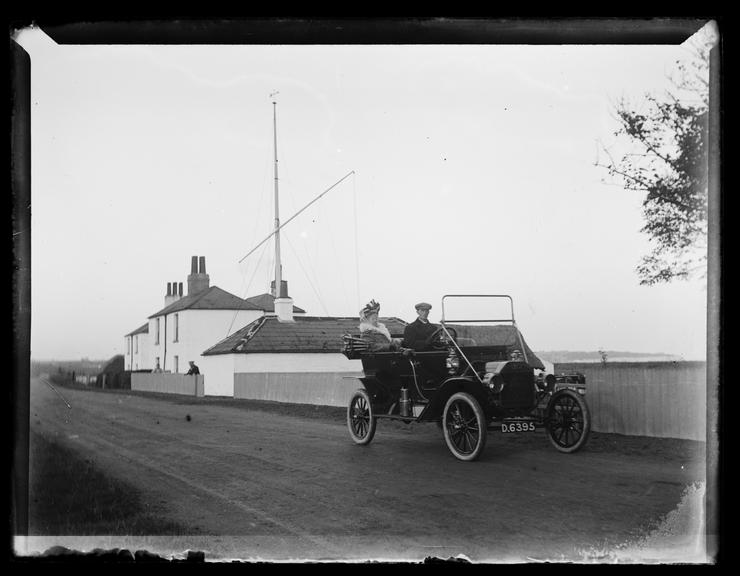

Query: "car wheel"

xmin=442 ymin=392 xmax=487 ymax=461
xmin=347 ymin=389 xmax=377 ymax=445
xmin=545 ymin=389 xmax=591 ymax=453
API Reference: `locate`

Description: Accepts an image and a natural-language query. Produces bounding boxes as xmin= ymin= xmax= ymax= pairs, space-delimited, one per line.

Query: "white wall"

xmin=199 ymin=352 xmax=363 ymax=398
xmin=124 ymin=332 xmax=151 ymax=371
xmin=137 ymin=331 xmax=150 ymax=370
xmin=149 ymin=317 xmax=162 ymax=370
xmin=149 ymin=308 xmax=263 ymax=373
xmin=233 ymin=353 xmax=362 ymax=373
xmin=231 ymin=353 xmax=364 ymax=405
xmin=199 ymin=353 xmax=237 ymax=397
xmin=124 ymin=336 xmax=132 ymax=370
xmin=234 ymin=372 xmax=364 ymax=407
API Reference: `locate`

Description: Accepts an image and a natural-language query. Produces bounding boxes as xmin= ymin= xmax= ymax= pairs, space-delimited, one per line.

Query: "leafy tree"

xmin=596 ymin=32 xmax=714 ymax=285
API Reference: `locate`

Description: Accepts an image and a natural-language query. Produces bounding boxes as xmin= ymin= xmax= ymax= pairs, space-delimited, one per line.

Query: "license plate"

xmin=501 ymin=421 xmax=536 ymax=433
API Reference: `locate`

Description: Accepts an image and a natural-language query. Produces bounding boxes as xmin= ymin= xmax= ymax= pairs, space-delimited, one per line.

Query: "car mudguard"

xmin=417 ymin=377 xmax=491 ymax=422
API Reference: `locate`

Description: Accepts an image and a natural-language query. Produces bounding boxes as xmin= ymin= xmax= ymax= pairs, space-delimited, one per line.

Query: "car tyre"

xmin=545 ymin=389 xmax=591 ymax=453
xmin=347 ymin=389 xmax=377 ymax=445
xmin=442 ymin=392 xmax=487 ymax=461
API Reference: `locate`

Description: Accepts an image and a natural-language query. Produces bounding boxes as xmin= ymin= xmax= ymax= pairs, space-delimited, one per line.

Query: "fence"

xmin=131 ymin=373 xmax=204 ymax=397
xmin=234 ymin=372 xmax=364 ymax=407
xmin=554 ymin=361 xmax=707 ymax=441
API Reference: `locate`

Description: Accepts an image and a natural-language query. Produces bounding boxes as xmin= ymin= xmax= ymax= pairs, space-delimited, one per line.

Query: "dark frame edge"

xmin=11 ymin=39 xmax=31 ymax=541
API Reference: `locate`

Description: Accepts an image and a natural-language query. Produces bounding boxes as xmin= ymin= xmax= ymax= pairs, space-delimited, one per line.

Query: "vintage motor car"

xmin=342 ymin=295 xmax=591 ymax=461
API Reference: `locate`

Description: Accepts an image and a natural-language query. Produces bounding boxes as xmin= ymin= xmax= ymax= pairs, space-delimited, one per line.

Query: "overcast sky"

xmin=15 ymin=24 xmax=715 ymax=361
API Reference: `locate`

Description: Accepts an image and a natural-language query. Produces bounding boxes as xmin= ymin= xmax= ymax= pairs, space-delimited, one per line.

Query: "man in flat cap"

xmin=403 ymin=302 xmax=440 ymax=351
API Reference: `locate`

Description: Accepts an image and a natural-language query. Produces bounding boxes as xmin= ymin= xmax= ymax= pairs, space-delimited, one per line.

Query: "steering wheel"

xmin=427 ymin=326 xmax=458 ymax=349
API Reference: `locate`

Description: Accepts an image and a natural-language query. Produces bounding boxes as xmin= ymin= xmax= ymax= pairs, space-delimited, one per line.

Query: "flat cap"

xmin=415 ymin=302 xmax=432 ymax=311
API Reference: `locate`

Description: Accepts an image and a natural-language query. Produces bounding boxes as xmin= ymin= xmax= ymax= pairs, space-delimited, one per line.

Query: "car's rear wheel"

xmin=347 ymin=389 xmax=376 ymax=445
xmin=442 ymin=392 xmax=487 ymax=461
xmin=545 ymin=389 xmax=591 ymax=453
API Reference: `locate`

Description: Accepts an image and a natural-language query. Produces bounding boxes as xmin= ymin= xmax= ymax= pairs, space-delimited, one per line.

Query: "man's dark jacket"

xmin=403 ymin=319 xmax=439 ymax=351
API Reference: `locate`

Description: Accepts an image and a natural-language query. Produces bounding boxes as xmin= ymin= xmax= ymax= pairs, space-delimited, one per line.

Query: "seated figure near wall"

xmin=358 ymin=300 xmax=404 ymax=353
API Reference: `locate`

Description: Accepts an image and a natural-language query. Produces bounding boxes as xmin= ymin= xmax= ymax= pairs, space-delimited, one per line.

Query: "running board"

xmin=375 ymin=414 xmax=417 ymax=423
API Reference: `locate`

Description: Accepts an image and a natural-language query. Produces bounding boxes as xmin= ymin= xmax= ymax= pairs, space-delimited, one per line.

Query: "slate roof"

xmin=203 ymin=316 xmax=408 ymax=356
xmin=244 ymin=292 xmax=306 ymax=314
xmin=125 ymin=323 xmax=149 ymax=337
xmin=148 ymin=286 xmax=263 ymax=318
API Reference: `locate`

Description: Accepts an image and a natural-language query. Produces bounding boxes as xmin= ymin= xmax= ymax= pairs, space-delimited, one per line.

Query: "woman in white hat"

xmin=358 ymin=299 xmax=403 ymax=352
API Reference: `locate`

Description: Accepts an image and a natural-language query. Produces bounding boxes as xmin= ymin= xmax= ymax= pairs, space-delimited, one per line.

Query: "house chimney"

xmin=187 ymin=255 xmax=210 ymax=296
xmin=272 ymin=280 xmax=293 ymax=322
xmin=165 ymin=282 xmax=178 ymax=307
xmin=270 ymin=280 xmax=289 ymax=298
xmin=274 ymin=295 xmax=294 ymax=322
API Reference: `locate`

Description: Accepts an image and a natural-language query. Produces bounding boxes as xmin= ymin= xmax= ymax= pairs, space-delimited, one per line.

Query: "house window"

xmin=174 ymin=313 xmax=179 ymax=342
xmin=155 ymin=318 xmax=160 ymax=344
xmin=135 ymin=335 xmax=138 ymax=353
xmin=174 ymin=356 xmax=179 ymax=373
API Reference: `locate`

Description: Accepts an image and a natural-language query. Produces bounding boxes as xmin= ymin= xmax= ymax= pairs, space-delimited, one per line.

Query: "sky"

xmin=15 ymin=23 xmax=716 ymax=361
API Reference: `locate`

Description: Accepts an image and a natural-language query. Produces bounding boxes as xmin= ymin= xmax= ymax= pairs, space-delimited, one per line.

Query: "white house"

xmin=124 ymin=322 xmax=149 ymax=371
xmin=123 ymin=255 xmax=305 ymax=375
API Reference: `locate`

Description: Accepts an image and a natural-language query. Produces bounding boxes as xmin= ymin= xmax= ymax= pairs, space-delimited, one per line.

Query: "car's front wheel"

xmin=545 ymin=389 xmax=591 ymax=453
xmin=442 ymin=392 xmax=487 ymax=461
xmin=347 ymin=389 xmax=376 ymax=445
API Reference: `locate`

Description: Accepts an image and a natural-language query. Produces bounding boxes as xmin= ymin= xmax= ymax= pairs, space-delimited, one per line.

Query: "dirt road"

xmin=22 ymin=377 xmax=706 ymax=562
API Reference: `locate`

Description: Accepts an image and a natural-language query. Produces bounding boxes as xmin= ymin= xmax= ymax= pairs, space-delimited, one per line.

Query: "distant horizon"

xmin=537 ymin=349 xmax=688 ymax=357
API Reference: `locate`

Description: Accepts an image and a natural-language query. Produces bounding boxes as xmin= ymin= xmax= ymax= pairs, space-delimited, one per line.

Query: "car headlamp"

xmin=483 ymin=372 xmax=504 ymax=394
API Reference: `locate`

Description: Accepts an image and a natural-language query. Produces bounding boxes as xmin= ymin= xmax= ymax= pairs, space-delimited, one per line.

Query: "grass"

xmin=28 ymin=430 xmax=188 ymax=535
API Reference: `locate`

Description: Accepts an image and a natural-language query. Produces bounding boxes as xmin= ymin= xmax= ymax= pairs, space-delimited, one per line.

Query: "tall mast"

xmin=272 ymin=98 xmax=282 ymax=298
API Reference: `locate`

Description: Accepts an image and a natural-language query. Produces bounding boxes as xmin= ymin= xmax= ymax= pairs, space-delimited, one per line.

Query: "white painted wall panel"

xmin=234 ymin=372 xmax=364 ymax=407
xmin=233 ymin=353 xmax=363 ymax=373
xmin=199 ymin=354 xmax=237 ymax=397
